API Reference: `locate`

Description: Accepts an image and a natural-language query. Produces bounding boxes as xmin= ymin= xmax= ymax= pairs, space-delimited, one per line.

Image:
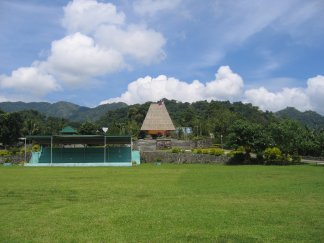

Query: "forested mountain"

xmin=2 ymin=100 xmax=324 ymax=130
xmin=0 ymin=101 xmax=127 ymax=122
xmin=1 ymin=99 xmax=323 ymax=156
xmin=97 ymin=99 xmax=324 ymax=156
xmin=276 ymin=107 xmax=324 ymax=129
xmin=98 ymin=99 xmax=279 ymax=136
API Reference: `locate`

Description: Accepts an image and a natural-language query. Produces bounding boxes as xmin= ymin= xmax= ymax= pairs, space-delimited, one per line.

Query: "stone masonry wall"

xmin=134 ymin=138 xmax=214 ymax=152
xmin=141 ymin=151 xmax=229 ymax=164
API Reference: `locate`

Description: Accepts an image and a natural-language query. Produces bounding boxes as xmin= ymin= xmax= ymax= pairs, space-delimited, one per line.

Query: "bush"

xmin=209 ymin=148 xmax=224 ymax=156
xmin=32 ymin=144 xmax=41 ymax=152
xmin=202 ymin=149 xmax=209 ymax=154
xmin=236 ymin=146 xmax=245 ymax=152
xmin=253 ymin=152 xmax=264 ymax=164
xmin=196 ymin=149 xmax=202 ymax=154
xmin=226 ymin=150 xmax=245 ymax=165
xmin=292 ymin=154 xmax=301 ymax=163
xmin=9 ymin=147 xmax=20 ymax=155
xmin=171 ymin=147 xmax=182 ymax=153
xmin=264 ymin=147 xmax=289 ymax=165
xmin=0 ymin=150 xmax=10 ymax=156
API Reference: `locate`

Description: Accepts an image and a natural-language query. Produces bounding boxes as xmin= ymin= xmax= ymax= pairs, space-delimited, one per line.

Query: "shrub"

xmin=9 ymin=147 xmax=20 ymax=155
xmin=196 ymin=149 xmax=202 ymax=154
xmin=32 ymin=144 xmax=41 ymax=152
xmin=227 ymin=151 xmax=245 ymax=165
xmin=236 ymin=146 xmax=245 ymax=152
xmin=171 ymin=147 xmax=182 ymax=153
xmin=202 ymin=149 xmax=209 ymax=154
xmin=0 ymin=150 xmax=10 ymax=157
xmin=254 ymin=152 xmax=264 ymax=164
xmin=209 ymin=148 xmax=224 ymax=156
xmin=264 ymin=147 xmax=289 ymax=165
xmin=292 ymin=153 xmax=301 ymax=163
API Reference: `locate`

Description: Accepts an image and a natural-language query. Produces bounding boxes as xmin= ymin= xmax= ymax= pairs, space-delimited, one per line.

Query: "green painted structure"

xmin=60 ymin=126 xmax=77 ymax=135
xmin=26 ymin=135 xmax=136 ymax=166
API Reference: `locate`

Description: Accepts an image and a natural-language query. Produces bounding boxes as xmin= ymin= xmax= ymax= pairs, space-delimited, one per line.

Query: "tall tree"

xmin=0 ymin=112 xmax=22 ymax=146
xmin=78 ymin=121 xmax=98 ymax=135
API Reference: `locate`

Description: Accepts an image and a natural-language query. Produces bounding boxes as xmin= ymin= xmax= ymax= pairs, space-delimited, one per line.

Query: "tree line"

xmin=1 ymin=99 xmax=323 ymax=157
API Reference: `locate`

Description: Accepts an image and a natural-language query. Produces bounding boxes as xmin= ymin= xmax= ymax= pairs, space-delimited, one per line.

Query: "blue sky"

xmin=0 ymin=0 xmax=324 ymax=114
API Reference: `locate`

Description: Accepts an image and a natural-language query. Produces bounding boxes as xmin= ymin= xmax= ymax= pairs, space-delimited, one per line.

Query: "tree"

xmin=0 ymin=112 xmax=22 ymax=146
xmin=269 ymin=120 xmax=305 ymax=155
xmin=78 ymin=121 xmax=98 ymax=135
xmin=227 ymin=119 xmax=272 ymax=154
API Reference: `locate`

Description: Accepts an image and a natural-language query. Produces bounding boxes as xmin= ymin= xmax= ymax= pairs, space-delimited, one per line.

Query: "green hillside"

xmin=0 ymin=101 xmax=127 ymax=122
xmin=276 ymin=107 xmax=324 ymax=129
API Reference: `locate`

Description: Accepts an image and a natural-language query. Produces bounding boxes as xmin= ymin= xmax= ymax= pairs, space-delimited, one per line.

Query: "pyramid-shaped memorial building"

xmin=141 ymin=102 xmax=175 ymax=136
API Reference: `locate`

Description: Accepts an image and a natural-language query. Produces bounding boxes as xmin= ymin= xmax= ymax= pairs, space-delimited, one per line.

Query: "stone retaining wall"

xmin=134 ymin=138 xmax=214 ymax=152
xmin=141 ymin=151 xmax=228 ymax=164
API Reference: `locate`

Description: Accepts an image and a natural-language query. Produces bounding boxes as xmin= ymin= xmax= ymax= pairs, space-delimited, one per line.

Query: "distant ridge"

xmin=1 ymin=101 xmax=324 ymax=128
xmin=0 ymin=101 xmax=127 ymax=122
xmin=275 ymin=107 xmax=324 ymax=129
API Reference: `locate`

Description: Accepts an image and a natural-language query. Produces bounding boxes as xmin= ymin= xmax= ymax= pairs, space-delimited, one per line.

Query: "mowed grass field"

xmin=0 ymin=164 xmax=323 ymax=242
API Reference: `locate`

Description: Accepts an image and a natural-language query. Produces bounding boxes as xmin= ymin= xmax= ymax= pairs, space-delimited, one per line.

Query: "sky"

xmin=0 ymin=0 xmax=324 ymax=114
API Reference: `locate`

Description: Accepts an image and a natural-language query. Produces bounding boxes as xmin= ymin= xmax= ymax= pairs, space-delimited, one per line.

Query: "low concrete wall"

xmin=141 ymin=151 xmax=228 ymax=164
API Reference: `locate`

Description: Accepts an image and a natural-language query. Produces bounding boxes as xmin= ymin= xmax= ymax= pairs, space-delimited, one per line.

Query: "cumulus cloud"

xmin=133 ymin=0 xmax=182 ymax=16
xmin=0 ymin=66 xmax=61 ymax=97
xmin=62 ymin=0 xmax=125 ymax=34
xmin=0 ymin=95 xmax=8 ymax=102
xmin=0 ymin=0 xmax=166 ymax=100
xmin=95 ymin=24 xmax=166 ymax=64
xmin=100 ymin=66 xmax=244 ymax=104
xmin=244 ymin=75 xmax=324 ymax=114
xmin=306 ymin=75 xmax=324 ymax=114
xmin=100 ymin=65 xmax=324 ymax=115
xmin=45 ymin=32 xmax=125 ymax=84
xmin=205 ymin=66 xmax=244 ymax=100
xmin=244 ymin=87 xmax=311 ymax=112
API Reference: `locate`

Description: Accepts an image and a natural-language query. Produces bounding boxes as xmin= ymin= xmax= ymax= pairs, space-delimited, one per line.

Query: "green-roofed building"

xmin=60 ymin=126 xmax=77 ymax=135
xmin=25 ymin=133 xmax=139 ymax=167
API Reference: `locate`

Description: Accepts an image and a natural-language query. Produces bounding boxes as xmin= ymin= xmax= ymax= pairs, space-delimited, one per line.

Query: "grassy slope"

xmin=0 ymin=164 xmax=323 ymax=242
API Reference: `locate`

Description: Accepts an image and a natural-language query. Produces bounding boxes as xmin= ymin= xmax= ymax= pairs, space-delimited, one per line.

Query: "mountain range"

xmin=275 ymin=107 xmax=324 ymax=129
xmin=1 ymin=101 xmax=324 ymax=128
xmin=0 ymin=101 xmax=127 ymax=122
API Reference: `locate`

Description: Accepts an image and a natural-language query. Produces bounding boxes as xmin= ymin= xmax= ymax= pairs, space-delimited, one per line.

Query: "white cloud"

xmin=100 ymin=64 xmax=324 ymax=115
xmin=0 ymin=66 xmax=61 ymax=97
xmin=62 ymin=0 xmax=125 ymax=34
xmin=306 ymin=75 xmax=324 ymax=114
xmin=100 ymin=65 xmax=243 ymax=104
xmin=0 ymin=0 xmax=166 ymax=100
xmin=95 ymin=24 xmax=166 ymax=64
xmin=244 ymin=87 xmax=311 ymax=112
xmin=244 ymin=75 xmax=324 ymax=114
xmin=133 ymin=0 xmax=182 ymax=16
xmin=205 ymin=66 xmax=243 ymax=100
xmin=61 ymin=0 xmax=166 ymax=66
xmin=45 ymin=32 xmax=125 ymax=85
xmin=0 ymin=95 xmax=8 ymax=102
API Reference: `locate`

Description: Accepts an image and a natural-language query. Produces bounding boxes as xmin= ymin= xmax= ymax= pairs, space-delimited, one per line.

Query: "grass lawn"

xmin=0 ymin=164 xmax=323 ymax=242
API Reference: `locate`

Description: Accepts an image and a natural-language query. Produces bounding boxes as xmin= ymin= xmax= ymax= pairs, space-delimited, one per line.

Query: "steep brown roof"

xmin=141 ymin=103 xmax=176 ymax=131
